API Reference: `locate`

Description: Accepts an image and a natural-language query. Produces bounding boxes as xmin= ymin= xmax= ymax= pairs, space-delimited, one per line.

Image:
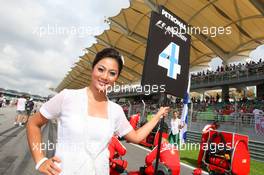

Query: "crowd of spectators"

xmin=191 ymin=93 xmax=221 ymax=104
xmin=191 ymin=59 xmax=263 ymax=80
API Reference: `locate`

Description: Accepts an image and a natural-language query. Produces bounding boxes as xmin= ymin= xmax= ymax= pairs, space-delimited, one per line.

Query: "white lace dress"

xmin=40 ymin=87 xmax=132 ymax=175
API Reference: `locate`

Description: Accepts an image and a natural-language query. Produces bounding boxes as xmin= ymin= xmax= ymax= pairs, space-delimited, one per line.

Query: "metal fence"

xmin=125 ymin=98 xmax=263 ymax=137
xmin=189 ymin=104 xmax=264 ymax=142
xmin=126 ymin=101 xmax=263 ymax=141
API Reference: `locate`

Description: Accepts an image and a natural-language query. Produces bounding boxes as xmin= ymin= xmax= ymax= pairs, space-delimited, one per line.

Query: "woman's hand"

xmin=38 ymin=156 xmax=62 ymax=175
xmin=124 ymin=106 xmax=170 ymax=144
xmin=156 ymin=106 xmax=170 ymax=118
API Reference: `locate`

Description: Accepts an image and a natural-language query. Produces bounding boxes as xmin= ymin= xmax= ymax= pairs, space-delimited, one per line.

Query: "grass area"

xmin=179 ymin=149 xmax=264 ymax=174
xmin=179 ymin=148 xmax=199 ymax=167
xmin=250 ymin=160 xmax=264 ymax=175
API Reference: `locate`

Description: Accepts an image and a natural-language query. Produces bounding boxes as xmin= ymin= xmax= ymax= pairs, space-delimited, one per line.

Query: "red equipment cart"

xmin=201 ymin=130 xmax=250 ymax=175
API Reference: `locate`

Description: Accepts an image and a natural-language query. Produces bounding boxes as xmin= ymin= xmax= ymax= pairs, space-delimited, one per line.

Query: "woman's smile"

xmin=91 ymin=58 xmax=119 ymax=92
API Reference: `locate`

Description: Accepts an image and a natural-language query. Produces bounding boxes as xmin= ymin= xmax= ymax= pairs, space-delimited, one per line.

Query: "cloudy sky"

xmin=0 ymin=0 xmax=129 ymax=96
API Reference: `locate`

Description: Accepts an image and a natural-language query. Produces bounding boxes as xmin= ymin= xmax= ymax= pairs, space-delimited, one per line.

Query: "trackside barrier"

xmin=186 ymin=131 xmax=264 ymax=162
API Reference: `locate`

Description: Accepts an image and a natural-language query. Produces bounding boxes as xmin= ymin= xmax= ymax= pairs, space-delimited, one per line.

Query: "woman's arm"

xmin=26 ymin=112 xmax=48 ymax=163
xmin=26 ymin=112 xmax=61 ymax=175
xmin=124 ymin=107 xmax=169 ymax=143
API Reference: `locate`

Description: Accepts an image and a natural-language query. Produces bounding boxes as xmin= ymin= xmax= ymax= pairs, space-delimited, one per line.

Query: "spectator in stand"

xmin=216 ymin=93 xmax=220 ymax=103
xmin=216 ymin=66 xmax=220 ymax=72
xmin=209 ymin=96 xmax=214 ymax=104
xmin=241 ymin=63 xmax=246 ymax=71
xmin=242 ymin=96 xmax=248 ymax=103
xmin=205 ymin=96 xmax=209 ymax=103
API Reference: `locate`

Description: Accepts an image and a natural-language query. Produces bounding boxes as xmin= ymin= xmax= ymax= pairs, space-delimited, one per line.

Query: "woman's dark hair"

xmin=92 ymin=48 xmax=123 ymax=76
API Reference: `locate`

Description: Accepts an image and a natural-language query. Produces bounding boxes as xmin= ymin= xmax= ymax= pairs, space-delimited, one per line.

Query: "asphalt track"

xmin=0 ymin=107 xmax=208 ymax=175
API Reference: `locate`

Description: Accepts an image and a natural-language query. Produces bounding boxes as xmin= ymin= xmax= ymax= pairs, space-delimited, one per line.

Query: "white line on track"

xmin=129 ymin=143 xmax=209 ymax=175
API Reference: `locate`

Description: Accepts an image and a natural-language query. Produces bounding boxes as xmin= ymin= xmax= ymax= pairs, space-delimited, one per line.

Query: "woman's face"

xmin=91 ymin=57 xmax=119 ymax=92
